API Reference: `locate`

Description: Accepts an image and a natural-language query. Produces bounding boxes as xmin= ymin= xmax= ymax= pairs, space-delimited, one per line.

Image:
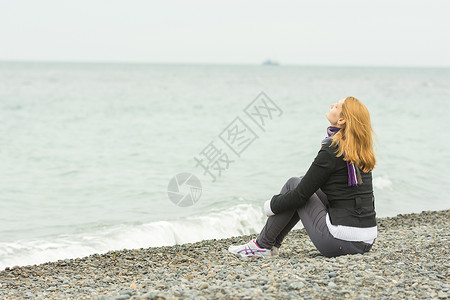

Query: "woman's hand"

xmin=264 ymin=199 xmax=275 ymax=217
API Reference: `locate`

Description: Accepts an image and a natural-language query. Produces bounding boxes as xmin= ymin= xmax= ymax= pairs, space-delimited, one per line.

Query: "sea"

xmin=1 ymin=62 xmax=449 ymax=269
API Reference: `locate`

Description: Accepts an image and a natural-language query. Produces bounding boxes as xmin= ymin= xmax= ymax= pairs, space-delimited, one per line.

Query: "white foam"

xmin=0 ymin=204 xmax=265 ymax=270
xmin=373 ymin=176 xmax=393 ymax=190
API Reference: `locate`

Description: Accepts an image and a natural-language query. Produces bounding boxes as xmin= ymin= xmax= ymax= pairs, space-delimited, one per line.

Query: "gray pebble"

xmin=119 ymin=290 xmax=133 ymax=296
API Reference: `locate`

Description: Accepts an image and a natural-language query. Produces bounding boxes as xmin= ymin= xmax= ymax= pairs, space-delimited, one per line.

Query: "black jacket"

xmin=270 ymin=139 xmax=376 ymax=227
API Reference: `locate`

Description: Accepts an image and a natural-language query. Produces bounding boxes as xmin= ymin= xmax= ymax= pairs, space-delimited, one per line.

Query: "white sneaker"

xmin=228 ymin=240 xmax=273 ymax=257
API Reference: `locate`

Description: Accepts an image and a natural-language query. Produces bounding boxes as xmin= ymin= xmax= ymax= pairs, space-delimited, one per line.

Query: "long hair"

xmin=331 ymin=96 xmax=376 ymax=173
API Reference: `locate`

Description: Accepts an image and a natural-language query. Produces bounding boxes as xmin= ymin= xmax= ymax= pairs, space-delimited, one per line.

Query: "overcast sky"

xmin=1 ymin=0 xmax=449 ymax=67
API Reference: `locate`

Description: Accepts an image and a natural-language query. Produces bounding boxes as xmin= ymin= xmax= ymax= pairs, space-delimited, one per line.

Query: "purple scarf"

xmin=321 ymin=126 xmax=362 ymax=187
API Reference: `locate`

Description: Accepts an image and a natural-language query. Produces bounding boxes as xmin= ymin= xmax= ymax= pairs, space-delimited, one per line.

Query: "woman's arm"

xmin=270 ymin=148 xmax=336 ymax=214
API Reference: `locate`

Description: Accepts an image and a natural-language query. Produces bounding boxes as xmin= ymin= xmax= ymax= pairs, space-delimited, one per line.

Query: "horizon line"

xmin=0 ymin=59 xmax=449 ymax=69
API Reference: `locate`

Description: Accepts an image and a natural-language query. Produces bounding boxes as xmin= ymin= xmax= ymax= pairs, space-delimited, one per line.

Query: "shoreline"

xmin=1 ymin=209 xmax=448 ymax=299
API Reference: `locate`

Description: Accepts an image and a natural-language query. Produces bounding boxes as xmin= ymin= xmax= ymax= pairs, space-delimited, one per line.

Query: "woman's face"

xmin=326 ymin=98 xmax=346 ymax=126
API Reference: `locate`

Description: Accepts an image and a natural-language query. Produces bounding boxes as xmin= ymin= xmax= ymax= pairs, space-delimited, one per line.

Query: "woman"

xmin=229 ymin=96 xmax=377 ymax=258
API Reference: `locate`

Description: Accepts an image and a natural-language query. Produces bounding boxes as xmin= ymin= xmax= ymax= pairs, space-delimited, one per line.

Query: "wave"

xmin=0 ymin=204 xmax=265 ymax=270
xmin=373 ymin=176 xmax=393 ymax=190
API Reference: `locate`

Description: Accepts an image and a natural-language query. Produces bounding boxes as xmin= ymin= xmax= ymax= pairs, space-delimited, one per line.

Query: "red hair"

xmin=331 ymin=97 xmax=376 ymax=172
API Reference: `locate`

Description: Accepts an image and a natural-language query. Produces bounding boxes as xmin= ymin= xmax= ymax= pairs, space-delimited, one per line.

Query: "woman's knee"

xmin=286 ymin=176 xmax=302 ymax=187
xmin=280 ymin=176 xmax=304 ymax=197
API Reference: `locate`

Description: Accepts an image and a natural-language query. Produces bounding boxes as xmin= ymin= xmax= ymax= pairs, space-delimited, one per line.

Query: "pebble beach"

xmin=1 ymin=210 xmax=448 ymax=300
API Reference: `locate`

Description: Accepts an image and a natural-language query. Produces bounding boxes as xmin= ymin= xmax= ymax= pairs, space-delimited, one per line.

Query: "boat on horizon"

xmin=262 ymin=59 xmax=279 ymax=66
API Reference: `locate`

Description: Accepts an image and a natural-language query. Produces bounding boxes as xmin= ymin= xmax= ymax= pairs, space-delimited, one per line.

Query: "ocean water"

xmin=0 ymin=62 xmax=449 ymax=269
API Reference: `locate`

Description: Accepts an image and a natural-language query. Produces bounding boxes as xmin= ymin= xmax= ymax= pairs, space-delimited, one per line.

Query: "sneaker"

xmin=228 ymin=240 xmax=273 ymax=257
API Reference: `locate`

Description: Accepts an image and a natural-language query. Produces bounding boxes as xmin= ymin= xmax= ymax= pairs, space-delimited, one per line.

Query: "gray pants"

xmin=257 ymin=177 xmax=373 ymax=258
